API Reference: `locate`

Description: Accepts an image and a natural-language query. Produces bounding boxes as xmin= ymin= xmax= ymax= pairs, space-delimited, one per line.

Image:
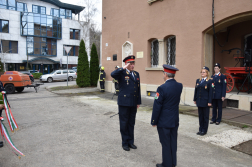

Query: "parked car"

xmin=40 ymin=70 xmax=77 ymax=82
xmin=19 ymin=71 xmax=34 ymax=82
xmin=28 ymin=70 xmax=40 ymax=73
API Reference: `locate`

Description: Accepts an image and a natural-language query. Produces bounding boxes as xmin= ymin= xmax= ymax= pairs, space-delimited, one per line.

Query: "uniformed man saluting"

xmin=111 ymin=55 xmax=141 ymax=151
xmin=151 ymin=65 xmax=183 ymax=167
xmin=210 ymin=63 xmax=226 ymax=125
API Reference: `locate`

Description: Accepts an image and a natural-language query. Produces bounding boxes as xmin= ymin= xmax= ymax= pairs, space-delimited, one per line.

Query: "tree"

xmin=76 ymin=39 xmax=90 ymax=87
xmin=0 ymin=58 xmax=4 ymax=73
xmin=90 ymin=43 xmax=99 ymax=86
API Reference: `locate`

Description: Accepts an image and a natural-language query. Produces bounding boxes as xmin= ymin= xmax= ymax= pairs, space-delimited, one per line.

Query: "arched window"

xmin=151 ymin=39 xmax=159 ymax=67
xmin=166 ymin=36 xmax=176 ymax=66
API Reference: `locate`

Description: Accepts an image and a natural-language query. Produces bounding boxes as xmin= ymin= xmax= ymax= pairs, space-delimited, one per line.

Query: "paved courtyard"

xmin=0 ymin=85 xmax=252 ymax=167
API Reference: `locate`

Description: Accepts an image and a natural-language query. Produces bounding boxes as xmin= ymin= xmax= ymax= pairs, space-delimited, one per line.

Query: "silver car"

xmin=40 ymin=70 xmax=77 ymax=82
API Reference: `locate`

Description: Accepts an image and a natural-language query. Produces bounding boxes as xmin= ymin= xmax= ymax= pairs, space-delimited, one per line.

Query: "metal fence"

xmin=151 ymin=39 xmax=159 ymax=67
xmin=166 ymin=36 xmax=176 ymax=66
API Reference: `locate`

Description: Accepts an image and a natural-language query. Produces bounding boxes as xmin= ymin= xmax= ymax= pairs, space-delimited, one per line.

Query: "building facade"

xmin=102 ymin=0 xmax=252 ymax=111
xmin=0 ymin=0 xmax=87 ymax=74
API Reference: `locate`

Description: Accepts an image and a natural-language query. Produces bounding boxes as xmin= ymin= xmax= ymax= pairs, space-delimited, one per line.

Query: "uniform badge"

xmin=219 ymin=73 xmax=221 ymax=76
xmin=126 ymin=71 xmax=129 ymax=74
xmin=196 ymin=83 xmax=199 ymax=86
xmin=205 ymin=85 xmax=207 ymax=89
xmin=212 ymin=83 xmax=214 ymax=87
xmin=125 ymin=76 xmax=129 ymax=85
xmin=134 ymin=72 xmax=136 ymax=76
xmin=137 ymin=78 xmax=139 ymax=80
xmin=155 ymin=92 xmax=159 ymax=100
xmin=224 ymin=79 xmax=227 ymax=83
xmin=219 ymin=79 xmax=221 ymax=83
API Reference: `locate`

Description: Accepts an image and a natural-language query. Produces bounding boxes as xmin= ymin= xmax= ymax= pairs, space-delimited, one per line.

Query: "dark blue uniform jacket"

xmin=151 ymin=79 xmax=183 ymax=128
xmin=111 ymin=68 xmax=141 ymax=107
xmin=193 ymin=79 xmax=213 ymax=107
xmin=211 ymin=73 xmax=226 ymax=99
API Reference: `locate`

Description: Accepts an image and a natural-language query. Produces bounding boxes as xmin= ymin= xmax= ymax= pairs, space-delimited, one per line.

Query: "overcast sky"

xmin=60 ymin=0 xmax=102 ymax=29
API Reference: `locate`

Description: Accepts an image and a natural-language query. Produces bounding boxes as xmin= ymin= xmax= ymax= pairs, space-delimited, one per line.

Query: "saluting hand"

xmin=123 ymin=63 xmax=130 ymax=70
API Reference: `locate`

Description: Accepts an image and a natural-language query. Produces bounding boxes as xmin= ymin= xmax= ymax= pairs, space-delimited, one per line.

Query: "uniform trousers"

xmin=100 ymin=81 xmax=105 ymax=91
xmin=157 ymin=126 xmax=178 ymax=167
xmin=198 ymin=107 xmax=209 ymax=133
xmin=212 ymin=99 xmax=223 ymax=122
xmin=118 ymin=105 xmax=137 ymax=146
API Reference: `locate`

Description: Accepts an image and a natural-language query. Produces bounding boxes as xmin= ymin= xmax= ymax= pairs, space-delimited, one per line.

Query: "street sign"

xmin=63 ymin=46 xmax=72 ymax=87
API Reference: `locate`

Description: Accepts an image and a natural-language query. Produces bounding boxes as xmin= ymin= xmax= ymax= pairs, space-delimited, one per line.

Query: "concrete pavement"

xmin=0 ymin=85 xmax=252 ymax=166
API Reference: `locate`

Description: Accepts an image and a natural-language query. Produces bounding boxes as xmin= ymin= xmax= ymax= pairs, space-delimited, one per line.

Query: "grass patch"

xmin=242 ymin=125 xmax=249 ymax=128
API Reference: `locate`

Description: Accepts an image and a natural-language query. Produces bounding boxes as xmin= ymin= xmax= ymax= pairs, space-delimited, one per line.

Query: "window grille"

xmin=166 ymin=36 xmax=176 ymax=66
xmin=151 ymin=39 xmax=159 ymax=67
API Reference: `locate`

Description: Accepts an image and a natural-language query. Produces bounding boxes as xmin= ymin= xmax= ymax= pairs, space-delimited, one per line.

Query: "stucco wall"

xmin=102 ymin=0 xmax=252 ymax=88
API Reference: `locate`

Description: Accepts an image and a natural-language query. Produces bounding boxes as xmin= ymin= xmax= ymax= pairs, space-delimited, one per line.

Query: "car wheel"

xmin=15 ymin=87 xmax=24 ymax=93
xmin=47 ymin=77 xmax=53 ymax=83
xmin=68 ymin=76 xmax=73 ymax=81
xmin=4 ymin=84 xmax=15 ymax=94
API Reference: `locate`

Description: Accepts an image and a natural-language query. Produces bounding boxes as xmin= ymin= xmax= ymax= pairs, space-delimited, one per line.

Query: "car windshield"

xmin=50 ymin=71 xmax=57 ymax=74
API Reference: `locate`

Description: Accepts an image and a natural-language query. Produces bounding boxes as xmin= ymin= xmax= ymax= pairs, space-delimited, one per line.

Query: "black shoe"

xmin=122 ymin=146 xmax=130 ymax=151
xmin=156 ymin=164 xmax=164 ymax=167
xmin=210 ymin=121 xmax=215 ymax=124
xmin=0 ymin=141 xmax=3 ymax=148
xmin=129 ymin=144 xmax=137 ymax=149
xmin=216 ymin=122 xmax=220 ymax=125
xmin=196 ymin=131 xmax=202 ymax=135
xmin=200 ymin=132 xmax=207 ymax=136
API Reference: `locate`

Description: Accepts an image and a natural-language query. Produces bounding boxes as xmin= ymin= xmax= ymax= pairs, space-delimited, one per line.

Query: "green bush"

xmin=90 ymin=43 xmax=99 ymax=86
xmin=76 ymin=39 xmax=90 ymax=87
xmin=32 ymin=73 xmax=43 ymax=79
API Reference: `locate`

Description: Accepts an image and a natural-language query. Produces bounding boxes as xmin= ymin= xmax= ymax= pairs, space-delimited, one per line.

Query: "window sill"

xmin=145 ymin=67 xmax=163 ymax=71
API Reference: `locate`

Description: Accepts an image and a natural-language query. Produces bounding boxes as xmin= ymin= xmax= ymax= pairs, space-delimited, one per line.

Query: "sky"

xmin=60 ymin=0 xmax=102 ymax=29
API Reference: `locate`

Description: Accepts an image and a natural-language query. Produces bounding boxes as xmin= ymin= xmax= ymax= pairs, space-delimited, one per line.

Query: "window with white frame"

xmin=166 ymin=36 xmax=176 ymax=66
xmin=151 ymin=39 xmax=159 ymax=67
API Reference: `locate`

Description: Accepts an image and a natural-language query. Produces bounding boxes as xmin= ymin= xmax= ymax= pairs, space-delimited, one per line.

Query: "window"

xmin=66 ymin=9 xmax=72 ymax=19
xmin=0 ymin=0 xmax=7 ymax=9
xmin=60 ymin=8 xmax=65 ymax=19
xmin=0 ymin=19 xmax=8 ymax=33
xmin=166 ymin=36 xmax=176 ymax=66
xmin=21 ymin=12 xmax=62 ymax=39
xmin=63 ymin=70 xmax=67 ymax=74
xmin=51 ymin=8 xmax=59 ymax=17
xmin=70 ymin=29 xmax=80 ymax=40
xmin=32 ymin=5 xmax=46 ymax=14
xmin=1 ymin=40 xmax=18 ymax=53
xmin=8 ymin=0 xmax=15 ymax=10
xmin=151 ymin=39 xmax=159 ymax=67
xmin=17 ymin=2 xmax=27 ymax=12
xmin=27 ymin=37 xmax=57 ymax=56
xmin=56 ymin=71 xmax=61 ymax=74
xmin=63 ymin=45 xmax=79 ymax=56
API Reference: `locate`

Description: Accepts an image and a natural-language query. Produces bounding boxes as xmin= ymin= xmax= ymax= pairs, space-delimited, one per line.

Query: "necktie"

xmin=201 ymin=79 xmax=205 ymax=84
xmin=131 ymin=72 xmax=135 ymax=80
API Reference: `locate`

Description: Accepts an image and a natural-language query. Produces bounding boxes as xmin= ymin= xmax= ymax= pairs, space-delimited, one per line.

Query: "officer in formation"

xmin=193 ymin=66 xmax=213 ymax=136
xmin=99 ymin=66 xmax=106 ymax=92
xmin=211 ymin=63 xmax=226 ymax=125
xmin=111 ymin=55 xmax=141 ymax=151
xmin=151 ymin=65 xmax=183 ymax=167
xmin=112 ymin=66 xmax=120 ymax=95
xmin=0 ymin=76 xmax=5 ymax=148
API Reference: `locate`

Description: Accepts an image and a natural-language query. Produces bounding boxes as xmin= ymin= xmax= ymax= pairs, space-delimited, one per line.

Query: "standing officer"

xmin=112 ymin=66 xmax=120 ymax=95
xmin=193 ymin=66 xmax=213 ymax=136
xmin=99 ymin=66 xmax=106 ymax=92
xmin=111 ymin=55 xmax=141 ymax=151
xmin=211 ymin=63 xmax=226 ymax=125
xmin=151 ymin=65 xmax=183 ymax=167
